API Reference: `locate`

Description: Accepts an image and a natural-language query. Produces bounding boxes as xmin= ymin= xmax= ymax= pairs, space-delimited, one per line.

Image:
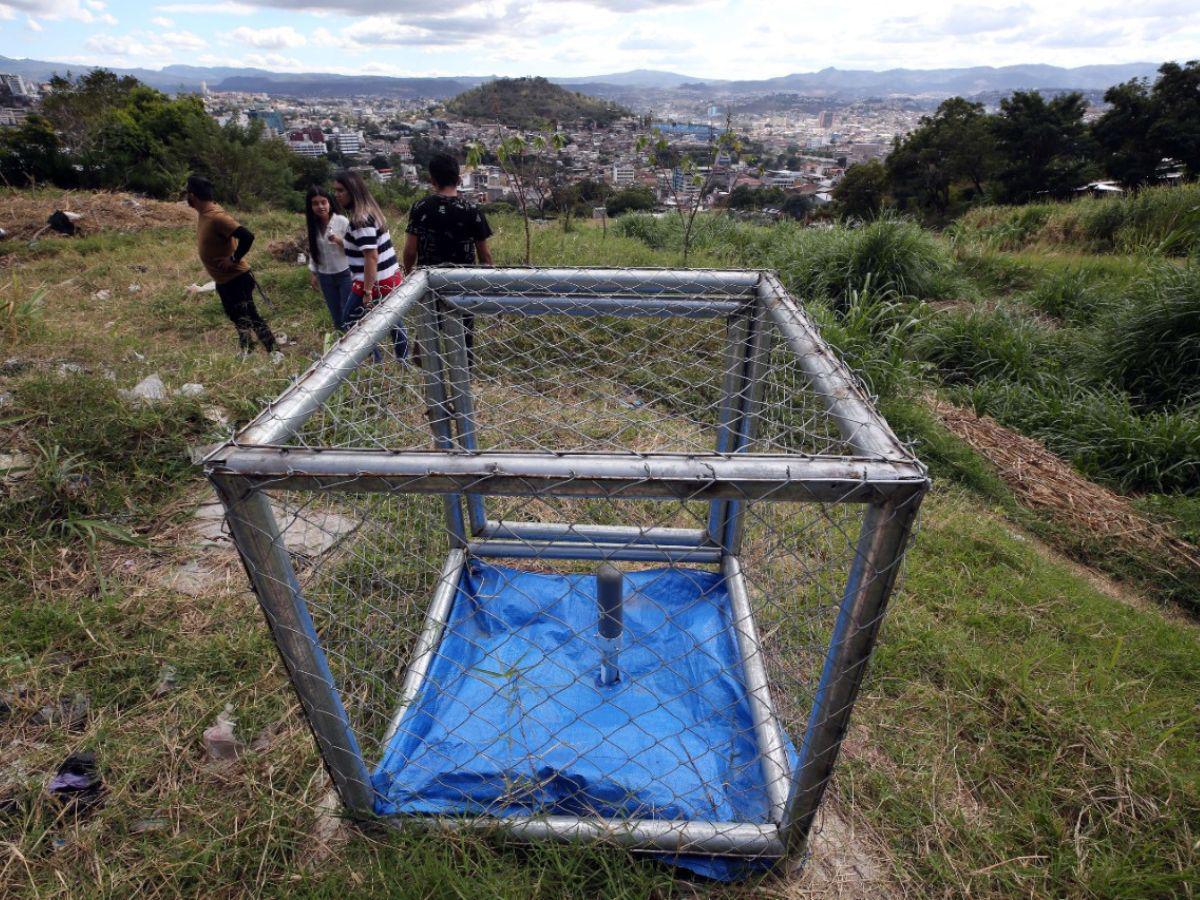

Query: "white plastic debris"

xmin=93 ymin=289 xmax=111 ymax=301
xmin=120 ymin=373 xmax=167 ymax=404
xmin=202 ymin=706 xmax=244 ymax=762
xmin=175 ymin=383 xmax=205 ymax=398
xmin=296 ymin=253 xmax=308 ymax=266
xmin=186 ymin=281 xmax=217 ymax=294
xmin=128 ymin=283 xmax=141 ymax=294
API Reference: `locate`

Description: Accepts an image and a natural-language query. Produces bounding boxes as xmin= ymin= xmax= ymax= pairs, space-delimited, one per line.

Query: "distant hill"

xmin=0 ymin=55 xmax=1166 ymax=102
xmin=446 ymin=77 xmax=631 ymax=128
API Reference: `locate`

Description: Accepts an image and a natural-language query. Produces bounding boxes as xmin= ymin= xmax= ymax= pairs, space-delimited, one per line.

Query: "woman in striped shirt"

xmin=332 ymin=170 xmax=407 ymax=356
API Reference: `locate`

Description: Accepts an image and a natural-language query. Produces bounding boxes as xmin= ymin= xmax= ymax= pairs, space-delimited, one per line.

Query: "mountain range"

xmin=0 ymin=55 xmax=1164 ymax=101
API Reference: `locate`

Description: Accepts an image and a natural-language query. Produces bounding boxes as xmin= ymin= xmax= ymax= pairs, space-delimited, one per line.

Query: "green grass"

xmin=953 ymin=183 xmax=1200 ymax=255
xmin=2 ymin=201 xmax=1199 ymax=897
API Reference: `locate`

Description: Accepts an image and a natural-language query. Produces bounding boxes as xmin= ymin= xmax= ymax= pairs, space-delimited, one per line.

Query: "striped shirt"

xmin=344 ymin=215 xmax=400 ymax=284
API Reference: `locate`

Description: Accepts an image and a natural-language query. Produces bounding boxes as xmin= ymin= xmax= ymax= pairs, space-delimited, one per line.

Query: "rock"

xmin=1 ymin=357 xmax=28 ymax=375
xmin=0 ymin=392 xmax=11 ymax=408
xmin=270 ymin=350 xmax=285 ymax=365
xmin=203 ymin=406 xmax=231 ymax=427
xmin=120 ymin=374 xmax=167 ymax=404
xmin=93 ymin=289 xmax=111 ymax=301
xmin=203 ymin=707 xmax=244 ymax=762
xmin=176 ymin=383 xmax=205 ymax=398
xmin=58 ymin=362 xmax=86 ymax=375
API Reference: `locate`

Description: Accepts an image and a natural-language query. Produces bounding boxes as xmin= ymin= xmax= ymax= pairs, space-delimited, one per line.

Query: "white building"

xmin=330 ymin=130 xmax=363 ymax=155
xmin=611 ymin=162 xmax=636 ymax=186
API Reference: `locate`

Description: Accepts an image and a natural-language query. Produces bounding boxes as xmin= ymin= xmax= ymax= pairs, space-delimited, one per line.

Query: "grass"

xmin=952 ymin=183 xmax=1200 ymax=256
xmin=1 ymin=198 xmax=1199 ymax=896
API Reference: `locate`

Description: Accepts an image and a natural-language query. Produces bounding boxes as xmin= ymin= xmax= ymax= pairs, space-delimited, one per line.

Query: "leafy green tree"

xmin=780 ymin=192 xmax=813 ymax=221
xmin=40 ymin=69 xmax=140 ymax=150
xmin=834 ymin=160 xmax=888 ymax=219
xmin=886 ymin=97 xmax=994 ymax=218
xmin=1093 ymin=79 xmax=1162 ymax=187
xmin=991 ymin=91 xmax=1096 ymax=203
xmin=1147 ymin=61 xmax=1200 ymax=179
xmin=0 ymin=115 xmax=72 ymax=187
xmin=605 ymin=185 xmax=656 ymax=217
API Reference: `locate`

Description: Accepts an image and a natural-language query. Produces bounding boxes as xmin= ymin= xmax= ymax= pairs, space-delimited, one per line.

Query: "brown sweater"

xmin=196 ymin=203 xmax=250 ymax=285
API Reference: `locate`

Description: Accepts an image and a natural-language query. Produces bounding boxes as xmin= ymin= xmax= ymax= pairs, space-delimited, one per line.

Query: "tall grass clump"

xmin=759 ymin=217 xmax=964 ymax=306
xmin=963 ymin=378 xmax=1200 ymax=494
xmin=1101 ymin=263 xmax=1200 ymax=409
xmin=955 ymin=183 xmax=1200 ymax=255
xmin=913 ymin=306 xmax=1089 ymax=385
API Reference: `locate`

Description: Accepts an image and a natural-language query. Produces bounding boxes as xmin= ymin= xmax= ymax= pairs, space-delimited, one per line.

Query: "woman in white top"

xmin=305 ymin=185 xmax=353 ymax=330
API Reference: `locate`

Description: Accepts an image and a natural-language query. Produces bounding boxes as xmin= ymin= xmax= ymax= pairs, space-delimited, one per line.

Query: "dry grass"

xmin=0 ymin=188 xmax=194 ymax=242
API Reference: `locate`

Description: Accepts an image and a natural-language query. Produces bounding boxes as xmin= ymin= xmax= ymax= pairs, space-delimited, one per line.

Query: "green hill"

xmin=446 ymin=76 xmax=630 ymax=129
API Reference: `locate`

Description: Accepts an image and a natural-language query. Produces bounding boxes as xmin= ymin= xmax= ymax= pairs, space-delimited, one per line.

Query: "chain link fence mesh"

xmin=206 ymin=268 xmax=927 ymax=879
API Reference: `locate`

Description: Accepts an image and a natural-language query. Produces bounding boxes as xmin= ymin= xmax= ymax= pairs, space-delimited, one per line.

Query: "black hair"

xmin=429 ymin=154 xmax=460 ymax=189
xmin=333 ymin=169 xmax=386 ymax=229
xmin=304 ymin=184 xmax=342 ymax=268
xmin=186 ymin=175 xmax=214 ymax=201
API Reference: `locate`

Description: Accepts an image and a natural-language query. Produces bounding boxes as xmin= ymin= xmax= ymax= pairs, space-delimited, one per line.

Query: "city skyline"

xmin=1 ymin=0 xmax=1198 ymax=83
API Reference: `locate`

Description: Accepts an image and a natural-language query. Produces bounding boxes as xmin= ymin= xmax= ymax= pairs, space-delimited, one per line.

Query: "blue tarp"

xmin=373 ymin=561 xmax=795 ymax=880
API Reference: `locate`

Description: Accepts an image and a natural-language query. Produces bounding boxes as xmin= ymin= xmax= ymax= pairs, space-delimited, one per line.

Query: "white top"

xmin=308 ymin=213 xmax=350 ymax=275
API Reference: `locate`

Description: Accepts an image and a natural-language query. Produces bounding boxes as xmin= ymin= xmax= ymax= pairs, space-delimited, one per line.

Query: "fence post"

xmin=210 ymin=473 xmax=375 ymax=816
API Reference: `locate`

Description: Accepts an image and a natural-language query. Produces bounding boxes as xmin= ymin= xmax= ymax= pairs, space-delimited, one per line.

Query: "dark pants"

xmin=216 ymin=272 xmax=276 ymax=352
xmin=344 ymin=290 xmax=409 ymax=360
xmin=317 ymin=269 xmax=353 ymax=330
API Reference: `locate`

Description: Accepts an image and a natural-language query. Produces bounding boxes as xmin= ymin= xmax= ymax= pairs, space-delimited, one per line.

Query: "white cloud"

xmin=0 ymin=0 xmax=105 ymax=23
xmin=159 ymin=30 xmax=207 ymax=50
xmin=25 ymin=15 xmax=40 ymax=30
xmin=151 ymin=15 xmax=174 ymax=26
xmin=230 ymin=24 xmax=307 ymax=48
xmin=154 ymin=1 xmax=256 ymax=14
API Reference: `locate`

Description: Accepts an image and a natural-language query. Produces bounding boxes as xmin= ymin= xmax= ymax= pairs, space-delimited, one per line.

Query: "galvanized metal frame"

xmin=205 ymin=267 xmax=927 ymax=868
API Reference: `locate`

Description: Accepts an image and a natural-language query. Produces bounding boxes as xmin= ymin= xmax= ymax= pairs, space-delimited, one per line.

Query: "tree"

xmin=833 ymin=160 xmax=888 ymax=219
xmin=0 ymin=115 xmax=71 ymax=187
xmin=886 ymin=97 xmax=995 ymax=218
xmin=639 ymin=124 xmax=740 ymax=263
xmin=1092 ymin=79 xmax=1162 ymax=187
xmin=605 ymin=185 xmax=656 ymax=217
xmin=991 ymin=91 xmax=1096 ymax=203
xmin=1147 ymin=61 xmax=1200 ymax=179
xmin=780 ymin=192 xmax=813 ymax=221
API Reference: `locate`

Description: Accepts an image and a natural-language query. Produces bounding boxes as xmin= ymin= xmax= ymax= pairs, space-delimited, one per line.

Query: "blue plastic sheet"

xmin=373 ymin=561 xmax=795 ymax=880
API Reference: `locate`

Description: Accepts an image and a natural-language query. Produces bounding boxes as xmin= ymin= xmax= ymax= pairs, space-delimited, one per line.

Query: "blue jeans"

xmin=343 ymin=289 xmax=409 ymax=360
xmin=316 ymin=269 xmax=352 ymax=330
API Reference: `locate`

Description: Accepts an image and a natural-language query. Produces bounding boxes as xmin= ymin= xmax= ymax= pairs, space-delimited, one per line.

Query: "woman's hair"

xmin=333 ymin=169 xmax=387 ymax=231
xmin=304 ymin=184 xmax=341 ymax=267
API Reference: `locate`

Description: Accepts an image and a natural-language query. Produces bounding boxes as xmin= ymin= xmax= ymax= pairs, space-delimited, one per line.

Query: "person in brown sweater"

xmin=186 ymin=175 xmax=278 ymax=355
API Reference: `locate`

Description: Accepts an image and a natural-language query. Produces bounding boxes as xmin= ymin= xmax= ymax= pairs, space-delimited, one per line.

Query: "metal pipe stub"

xmin=597 ymin=562 xmax=623 ymax=687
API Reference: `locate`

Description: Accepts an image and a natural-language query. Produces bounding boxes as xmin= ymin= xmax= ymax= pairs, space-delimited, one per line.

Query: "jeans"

xmin=343 ymin=289 xmax=409 ymax=360
xmin=215 ymin=272 xmax=276 ymax=352
xmin=316 ymin=269 xmax=352 ymax=330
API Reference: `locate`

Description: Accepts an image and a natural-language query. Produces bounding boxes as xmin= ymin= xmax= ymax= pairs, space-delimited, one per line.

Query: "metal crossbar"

xmin=207 ymin=267 xmax=927 ymax=878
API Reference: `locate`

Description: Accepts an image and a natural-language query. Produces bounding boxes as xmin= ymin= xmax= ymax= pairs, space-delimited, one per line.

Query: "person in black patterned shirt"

xmin=402 ymin=154 xmax=494 ymax=273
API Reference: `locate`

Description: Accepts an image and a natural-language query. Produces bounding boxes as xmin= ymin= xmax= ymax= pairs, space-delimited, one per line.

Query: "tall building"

xmin=0 ymin=73 xmax=34 ymax=101
xmin=818 ymin=110 xmax=834 ymax=129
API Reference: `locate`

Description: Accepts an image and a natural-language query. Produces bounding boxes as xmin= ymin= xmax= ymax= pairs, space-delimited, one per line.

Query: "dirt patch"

xmin=267 ymin=234 xmax=306 ymax=262
xmin=779 ymin=800 xmax=900 ymax=899
xmin=931 ymin=397 xmax=1200 ymax=578
xmin=0 ymin=190 xmax=193 ymax=242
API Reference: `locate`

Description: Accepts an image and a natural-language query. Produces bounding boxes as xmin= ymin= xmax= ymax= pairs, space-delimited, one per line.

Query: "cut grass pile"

xmin=1 ymin=197 xmax=1198 ymax=897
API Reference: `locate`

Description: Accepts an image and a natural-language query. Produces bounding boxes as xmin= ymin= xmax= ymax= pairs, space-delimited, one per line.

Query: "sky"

xmin=0 ymin=0 xmax=1198 ymax=80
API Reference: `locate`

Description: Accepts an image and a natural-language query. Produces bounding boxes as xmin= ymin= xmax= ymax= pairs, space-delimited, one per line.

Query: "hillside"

xmin=446 ymin=76 xmax=631 ymax=128
xmin=0 ymin=190 xmax=1197 ymax=896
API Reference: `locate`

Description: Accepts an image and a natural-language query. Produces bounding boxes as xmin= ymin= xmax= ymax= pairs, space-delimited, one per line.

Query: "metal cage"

xmin=204 ymin=267 xmax=927 ymax=877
